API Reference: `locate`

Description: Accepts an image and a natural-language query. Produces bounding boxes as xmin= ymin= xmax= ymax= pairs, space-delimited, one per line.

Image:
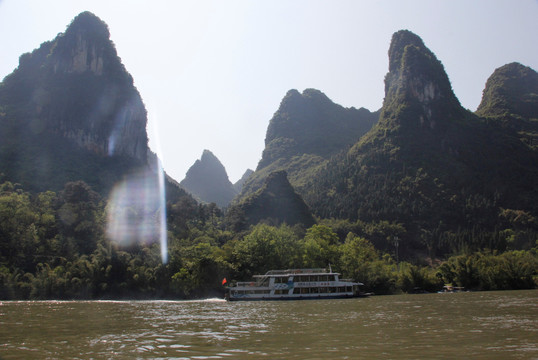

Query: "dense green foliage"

xmin=299 ymin=31 xmax=538 ymax=258
xmin=1 ymin=180 xmax=536 ymax=299
xmin=476 ymin=62 xmax=538 ymax=149
xmin=226 ymin=171 xmax=315 ymax=231
xmin=235 ymin=31 xmax=538 ymax=265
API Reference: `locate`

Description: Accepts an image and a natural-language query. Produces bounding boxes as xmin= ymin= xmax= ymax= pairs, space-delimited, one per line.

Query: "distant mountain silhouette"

xmin=180 ymin=150 xmax=237 ymax=208
xmin=233 ymin=169 xmax=253 ymax=194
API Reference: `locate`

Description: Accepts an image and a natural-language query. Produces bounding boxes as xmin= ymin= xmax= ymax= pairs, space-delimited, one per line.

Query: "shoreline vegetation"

xmin=1 ymin=180 xmax=536 ymax=300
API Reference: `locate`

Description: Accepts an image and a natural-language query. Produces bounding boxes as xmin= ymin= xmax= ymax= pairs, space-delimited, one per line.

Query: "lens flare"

xmin=155 ymin=156 xmax=168 ymax=263
xmin=106 ymin=125 xmax=168 ymax=263
xmin=106 ymin=166 xmax=167 ymax=260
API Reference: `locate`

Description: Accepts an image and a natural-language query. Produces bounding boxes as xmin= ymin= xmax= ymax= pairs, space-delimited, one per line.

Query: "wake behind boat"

xmin=226 ymin=268 xmax=363 ymax=301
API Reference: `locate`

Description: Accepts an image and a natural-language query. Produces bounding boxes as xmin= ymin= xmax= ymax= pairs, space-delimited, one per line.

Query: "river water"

xmin=1 ymin=290 xmax=536 ymax=359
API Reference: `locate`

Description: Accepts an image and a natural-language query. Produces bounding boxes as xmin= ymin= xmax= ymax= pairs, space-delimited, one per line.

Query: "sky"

xmin=0 ymin=1 xmax=537 ymax=183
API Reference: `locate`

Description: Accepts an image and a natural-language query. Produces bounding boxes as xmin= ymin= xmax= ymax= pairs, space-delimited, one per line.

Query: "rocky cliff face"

xmin=379 ymin=30 xmax=463 ymax=134
xmin=0 ymin=12 xmax=153 ymax=193
xmin=0 ymin=11 xmax=147 ymax=161
xmin=180 ymin=150 xmax=237 ymax=208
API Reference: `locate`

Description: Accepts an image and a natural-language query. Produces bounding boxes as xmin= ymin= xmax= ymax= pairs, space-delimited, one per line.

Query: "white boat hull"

xmin=226 ymin=268 xmax=363 ymax=301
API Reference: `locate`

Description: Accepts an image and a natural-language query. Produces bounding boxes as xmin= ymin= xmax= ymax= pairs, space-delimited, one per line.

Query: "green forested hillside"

xmin=302 ymin=30 xmax=538 ymax=257
xmin=476 ymin=62 xmax=538 ymax=149
xmin=227 ymin=170 xmax=315 ymax=231
xmin=1 ymin=179 xmax=535 ymax=299
xmin=239 ymin=88 xmax=378 ymax=199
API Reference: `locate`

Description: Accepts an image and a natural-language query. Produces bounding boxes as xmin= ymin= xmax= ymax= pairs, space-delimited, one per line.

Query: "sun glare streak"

xmin=105 ymin=107 xmax=168 ymax=263
xmin=150 ymin=109 xmax=168 ymax=264
xmin=156 ymin=155 xmax=168 ymax=264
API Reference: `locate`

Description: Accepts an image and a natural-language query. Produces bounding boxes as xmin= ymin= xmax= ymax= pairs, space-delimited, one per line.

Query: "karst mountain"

xmin=0 ymin=11 xmax=188 ymax=202
xmin=180 ymin=150 xmax=238 ymax=208
xmin=1 ymin=12 xmax=536 ymax=255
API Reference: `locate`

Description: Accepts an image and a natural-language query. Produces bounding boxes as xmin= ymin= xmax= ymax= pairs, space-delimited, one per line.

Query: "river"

xmin=1 ymin=290 xmax=536 ymax=359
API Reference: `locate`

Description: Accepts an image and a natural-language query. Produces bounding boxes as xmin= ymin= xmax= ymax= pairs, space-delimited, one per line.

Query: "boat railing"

xmin=263 ymin=268 xmax=328 ymax=276
xmin=235 ymin=281 xmax=266 ymax=287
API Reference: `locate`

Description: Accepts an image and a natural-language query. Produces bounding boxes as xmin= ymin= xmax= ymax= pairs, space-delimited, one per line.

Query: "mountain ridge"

xmin=238 ymin=88 xmax=378 ymax=201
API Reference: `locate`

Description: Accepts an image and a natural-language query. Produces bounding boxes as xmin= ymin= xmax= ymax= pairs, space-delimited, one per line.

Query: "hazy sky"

xmin=0 ymin=1 xmax=537 ymax=182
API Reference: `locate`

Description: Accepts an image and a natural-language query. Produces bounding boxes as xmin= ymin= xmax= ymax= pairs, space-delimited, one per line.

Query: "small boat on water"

xmin=226 ymin=268 xmax=364 ymax=301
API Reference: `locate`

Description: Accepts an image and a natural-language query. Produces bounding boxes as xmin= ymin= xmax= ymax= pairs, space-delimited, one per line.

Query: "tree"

xmin=57 ymin=181 xmax=103 ymax=256
xmin=301 ymin=225 xmax=340 ymax=268
xmin=232 ymin=224 xmax=300 ymax=278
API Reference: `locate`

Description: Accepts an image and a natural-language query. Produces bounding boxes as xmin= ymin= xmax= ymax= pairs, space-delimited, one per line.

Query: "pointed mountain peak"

xmin=386 ymin=30 xmax=458 ymax=104
xmin=377 ymin=30 xmax=462 ymax=133
xmin=201 ymin=149 xmax=220 ymax=162
xmin=196 ymin=149 xmax=229 ymax=177
xmin=476 ymin=62 xmax=538 ymax=119
xmin=188 ymin=149 xmax=229 ymax=180
xmin=281 ymin=88 xmax=330 ymax=105
xmin=180 ymin=150 xmax=236 ymax=208
xmin=257 ymin=87 xmax=377 ymax=170
xmin=65 ymin=11 xmax=110 ymax=40
xmin=50 ymin=12 xmax=119 ymax=77
xmin=388 ymin=30 xmax=428 ymax=73
xmin=302 ymin=88 xmax=330 ymax=101
xmin=285 ymin=88 xmax=301 ymax=98
xmin=264 ymin=170 xmax=290 ymax=189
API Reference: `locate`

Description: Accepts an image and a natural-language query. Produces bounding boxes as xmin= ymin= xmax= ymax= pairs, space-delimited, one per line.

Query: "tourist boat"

xmin=226 ymin=268 xmax=363 ymax=301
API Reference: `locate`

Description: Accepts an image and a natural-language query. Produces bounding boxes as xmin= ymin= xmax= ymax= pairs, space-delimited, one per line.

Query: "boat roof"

xmin=253 ymin=268 xmax=340 ymax=277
